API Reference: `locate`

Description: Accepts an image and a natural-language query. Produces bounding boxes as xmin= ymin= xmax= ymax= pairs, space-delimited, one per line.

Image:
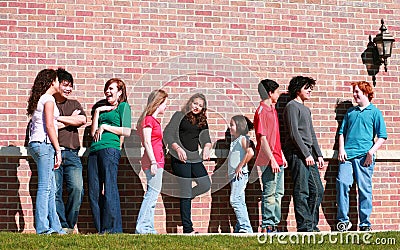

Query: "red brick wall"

xmin=1 ymin=0 xmax=400 ymax=233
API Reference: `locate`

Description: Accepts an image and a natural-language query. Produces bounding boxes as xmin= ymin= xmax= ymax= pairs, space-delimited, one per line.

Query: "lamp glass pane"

xmin=383 ymin=40 xmax=393 ymax=57
xmin=375 ymin=42 xmax=384 ymax=56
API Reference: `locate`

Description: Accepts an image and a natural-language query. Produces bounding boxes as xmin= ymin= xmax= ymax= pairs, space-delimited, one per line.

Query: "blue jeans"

xmin=287 ymin=152 xmax=324 ymax=232
xmin=336 ymin=155 xmax=374 ymax=227
xmin=88 ymin=148 xmax=122 ymax=234
xmin=135 ymin=168 xmax=164 ymax=234
xmin=230 ymin=173 xmax=253 ymax=233
xmin=171 ymin=157 xmax=211 ymax=233
xmin=54 ymin=149 xmax=84 ymax=229
xmin=261 ymin=165 xmax=284 ymax=228
xmin=28 ymin=142 xmax=65 ymax=235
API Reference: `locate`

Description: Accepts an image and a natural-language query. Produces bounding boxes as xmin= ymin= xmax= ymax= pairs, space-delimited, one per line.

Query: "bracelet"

xmin=175 ymin=146 xmax=181 ymax=151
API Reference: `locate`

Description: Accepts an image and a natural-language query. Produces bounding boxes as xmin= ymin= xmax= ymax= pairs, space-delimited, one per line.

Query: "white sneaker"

xmin=337 ymin=221 xmax=352 ymax=232
xmin=62 ymin=228 xmax=75 ymax=234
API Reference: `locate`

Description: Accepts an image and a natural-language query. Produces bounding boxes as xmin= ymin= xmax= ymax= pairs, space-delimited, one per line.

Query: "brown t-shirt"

xmin=56 ymin=99 xmax=86 ymax=150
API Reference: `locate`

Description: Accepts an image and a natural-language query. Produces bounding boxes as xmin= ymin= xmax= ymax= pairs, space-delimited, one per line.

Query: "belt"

xmin=60 ymin=147 xmax=79 ymax=152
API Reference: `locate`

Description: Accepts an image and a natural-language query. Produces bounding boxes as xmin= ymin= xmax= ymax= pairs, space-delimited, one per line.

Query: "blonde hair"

xmin=137 ymin=89 xmax=168 ymax=129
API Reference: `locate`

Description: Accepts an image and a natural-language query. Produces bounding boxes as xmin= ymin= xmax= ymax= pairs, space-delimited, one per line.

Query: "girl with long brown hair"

xmin=163 ymin=93 xmax=212 ymax=234
xmin=27 ymin=69 xmax=65 ymax=234
xmin=135 ymin=89 xmax=168 ymax=234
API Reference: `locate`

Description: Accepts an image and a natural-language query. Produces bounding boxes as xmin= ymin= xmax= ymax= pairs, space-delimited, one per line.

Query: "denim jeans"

xmin=287 ymin=152 xmax=324 ymax=232
xmin=261 ymin=165 xmax=284 ymax=228
xmin=171 ymin=157 xmax=211 ymax=233
xmin=88 ymin=148 xmax=122 ymax=234
xmin=54 ymin=149 xmax=84 ymax=229
xmin=336 ymin=155 xmax=374 ymax=227
xmin=28 ymin=142 xmax=65 ymax=235
xmin=230 ymin=173 xmax=253 ymax=233
xmin=135 ymin=168 xmax=164 ymax=234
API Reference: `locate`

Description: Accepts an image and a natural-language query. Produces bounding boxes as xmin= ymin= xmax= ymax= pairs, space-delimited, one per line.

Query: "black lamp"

xmin=373 ymin=19 xmax=395 ymax=72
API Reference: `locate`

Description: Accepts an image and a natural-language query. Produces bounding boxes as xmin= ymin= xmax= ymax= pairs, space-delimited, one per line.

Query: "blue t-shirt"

xmin=228 ymin=135 xmax=250 ymax=179
xmin=339 ymin=103 xmax=387 ymax=159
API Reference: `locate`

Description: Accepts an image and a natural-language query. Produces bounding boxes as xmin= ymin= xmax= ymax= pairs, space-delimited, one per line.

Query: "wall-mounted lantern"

xmin=372 ymin=19 xmax=395 ymax=72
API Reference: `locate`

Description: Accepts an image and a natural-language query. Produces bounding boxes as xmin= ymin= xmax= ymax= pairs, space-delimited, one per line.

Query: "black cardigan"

xmin=163 ymin=111 xmax=211 ymax=163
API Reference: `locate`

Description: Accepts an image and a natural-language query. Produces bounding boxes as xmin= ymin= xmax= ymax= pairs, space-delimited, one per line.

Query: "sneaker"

xmin=62 ymin=228 xmax=75 ymax=234
xmin=58 ymin=230 xmax=67 ymax=235
xmin=313 ymin=227 xmax=320 ymax=232
xmin=266 ymin=226 xmax=277 ymax=233
xmin=359 ymin=226 xmax=371 ymax=231
xmin=238 ymin=229 xmax=248 ymax=233
xmin=337 ymin=221 xmax=352 ymax=232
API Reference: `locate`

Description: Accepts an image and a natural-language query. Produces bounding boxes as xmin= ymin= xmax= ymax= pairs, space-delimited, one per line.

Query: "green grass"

xmin=0 ymin=231 xmax=399 ymax=250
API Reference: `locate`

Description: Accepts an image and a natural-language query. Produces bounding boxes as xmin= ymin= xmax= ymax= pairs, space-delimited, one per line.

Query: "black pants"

xmin=171 ymin=157 xmax=211 ymax=233
xmin=286 ymin=152 xmax=324 ymax=232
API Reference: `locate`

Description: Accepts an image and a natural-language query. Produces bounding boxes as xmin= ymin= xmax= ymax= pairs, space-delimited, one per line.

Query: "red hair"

xmin=104 ymin=78 xmax=127 ymax=103
xmin=351 ymin=81 xmax=374 ymax=101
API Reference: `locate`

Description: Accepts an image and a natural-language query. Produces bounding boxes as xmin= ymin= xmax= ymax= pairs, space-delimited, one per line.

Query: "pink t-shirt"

xmin=139 ymin=115 xmax=164 ymax=170
xmin=254 ymin=102 xmax=283 ymax=167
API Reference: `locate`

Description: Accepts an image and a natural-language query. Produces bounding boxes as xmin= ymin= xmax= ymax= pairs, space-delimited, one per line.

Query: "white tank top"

xmin=29 ymin=93 xmax=59 ymax=143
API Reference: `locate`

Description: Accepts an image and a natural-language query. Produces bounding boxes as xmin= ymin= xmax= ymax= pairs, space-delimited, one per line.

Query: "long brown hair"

xmin=104 ymin=78 xmax=128 ymax=104
xmin=137 ymin=89 xmax=168 ymax=129
xmin=231 ymin=115 xmax=254 ymax=136
xmin=27 ymin=69 xmax=57 ymax=116
xmin=182 ymin=93 xmax=208 ymax=128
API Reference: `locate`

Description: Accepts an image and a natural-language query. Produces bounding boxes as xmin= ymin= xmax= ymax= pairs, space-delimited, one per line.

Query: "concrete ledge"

xmin=1 ymin=146 xmax=400 ymax=160
xmin=321 ymin=149 xmax=400 ymax=161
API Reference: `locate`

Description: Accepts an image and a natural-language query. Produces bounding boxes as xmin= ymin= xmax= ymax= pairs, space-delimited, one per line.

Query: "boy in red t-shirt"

xmin=254 ymin=79 xmax=287 ymax=233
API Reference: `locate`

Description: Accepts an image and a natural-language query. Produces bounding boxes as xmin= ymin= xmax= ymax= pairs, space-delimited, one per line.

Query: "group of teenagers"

xmin=26 ymin=68 xmax=387 ymax=235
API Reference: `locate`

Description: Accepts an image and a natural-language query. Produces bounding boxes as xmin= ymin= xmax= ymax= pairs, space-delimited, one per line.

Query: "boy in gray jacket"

xmin=283 ymin=76 xmax=325 ymax=232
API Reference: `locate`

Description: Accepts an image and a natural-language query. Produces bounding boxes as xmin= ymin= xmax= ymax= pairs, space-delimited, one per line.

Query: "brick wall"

xmin=1 ymin=0 xmax=399 ymax=233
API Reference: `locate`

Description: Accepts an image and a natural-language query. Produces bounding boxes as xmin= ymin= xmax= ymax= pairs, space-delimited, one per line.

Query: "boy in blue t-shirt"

xmin=336 ymin=81 xmax=387 ymax=232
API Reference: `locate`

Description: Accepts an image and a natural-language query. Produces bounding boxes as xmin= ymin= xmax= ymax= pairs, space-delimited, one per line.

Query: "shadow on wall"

xmin=361 ymin=35 xmax=381 ymax=87
xmin=76 ymin=99 xmax=144 ymax=233
xmin=10 ymin=97 xmax=363 ymax=233
xmin=0 ymin=145 xmax=25 ymax=232
xmin=117 ymin=128 xmax=143 ymax=234
xmin=161 ymin=156 xmax=181 ymax=233
xmin=275 ymin=92 xmax=291 ymax=232
xmin=321 ymin=99 xmax=358 ymax=231
xmin=208 ymin=128 xmax=260 ymax=233
xmin=208 ymin=129 xmax=234 ymax=233
xmin=276 ymin=94 xmax=358 ymax=232
xmin=161 ymin=128 xmax=261 ymax=233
